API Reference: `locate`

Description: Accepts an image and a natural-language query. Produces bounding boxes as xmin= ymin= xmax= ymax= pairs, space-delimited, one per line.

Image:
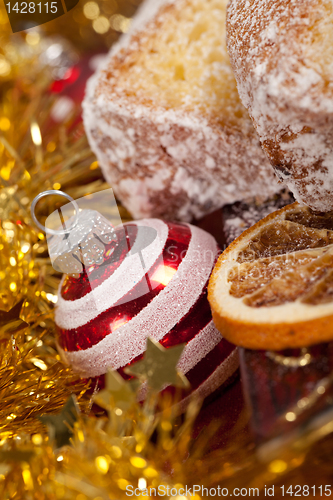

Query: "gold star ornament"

xmin=93 ymin=369 xmax=139 ymax=412
xmin=39 ymin=395 xmax=79 ymax=448
xmin=125 ymin=338 xmax=189 ymax=392
xmin=0 ymin=301 xmax=28 ymax=334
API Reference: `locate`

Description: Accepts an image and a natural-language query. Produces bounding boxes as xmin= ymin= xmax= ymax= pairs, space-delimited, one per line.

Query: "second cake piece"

xmin=83 ymin=0 xmax=279 ymax=222
xmin=227 ymin=0 xmax=333 ymax=212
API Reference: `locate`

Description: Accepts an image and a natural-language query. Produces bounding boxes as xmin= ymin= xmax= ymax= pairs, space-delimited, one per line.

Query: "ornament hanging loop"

xmin=31 ymin=190 xmax=118 ymax=274
xmin=31 ymin=190 xmax=80 ymax=235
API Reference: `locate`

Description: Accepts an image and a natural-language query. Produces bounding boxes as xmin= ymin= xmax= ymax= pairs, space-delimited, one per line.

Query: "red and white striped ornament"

xmin=55 ymin=219 xmax=238 ymax=400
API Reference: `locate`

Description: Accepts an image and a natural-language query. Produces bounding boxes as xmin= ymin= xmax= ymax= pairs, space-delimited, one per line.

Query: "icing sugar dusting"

xmin=227 ymin=0 xmax=333 ymax=212
xmin=83 ymin=0 xmax=280 ymax=222
xmin=223 ymin=190 xmax=294 ymax=245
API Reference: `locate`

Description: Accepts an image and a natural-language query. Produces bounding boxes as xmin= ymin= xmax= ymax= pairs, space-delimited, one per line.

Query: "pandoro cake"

xmin=83 ymin=0 xmax=280 ymax=222
xmin=226 ymin=0 xmax=333 ymax=212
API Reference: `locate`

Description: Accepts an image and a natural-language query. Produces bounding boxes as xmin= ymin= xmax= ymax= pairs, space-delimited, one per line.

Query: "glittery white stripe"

xmin=136 ymin=321 xmax=224 ymax=400
xmin=177 ymin=321 xmax=222 ymax=374
xmin=57 ymin=225 xmax=218 ymax=376
xmin=137 ymin=346 xmax=239 ymax=404
xmin=178 ymin=347 xmax=239 ymax=410
xmin=55 ymin=219 xmax=168 ymax=330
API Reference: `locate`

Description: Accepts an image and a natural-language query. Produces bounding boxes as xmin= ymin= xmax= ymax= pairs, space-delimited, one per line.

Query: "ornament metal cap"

xmin=31 ymin=190 xmax=117 ymax=274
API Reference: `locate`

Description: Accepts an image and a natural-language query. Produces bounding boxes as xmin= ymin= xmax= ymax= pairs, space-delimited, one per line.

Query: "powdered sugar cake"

xmin=83 ymin=0 xmax=280 ymax=222
xmin=227 ymin=0 xmax=333 ymax=212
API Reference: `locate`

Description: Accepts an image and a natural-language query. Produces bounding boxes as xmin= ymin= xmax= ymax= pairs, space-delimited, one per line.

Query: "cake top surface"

xmin=93 ymin=0 xmax=253 ymax=133
xmin=226 ymin=0 xmax=333 ymax=213
xmin=227 ymin=0 xmax=333 ymax=114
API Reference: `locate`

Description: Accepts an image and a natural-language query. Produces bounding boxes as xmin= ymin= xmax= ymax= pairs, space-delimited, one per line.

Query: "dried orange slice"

xmin=208 ymin=202 xmax=333 ymax=350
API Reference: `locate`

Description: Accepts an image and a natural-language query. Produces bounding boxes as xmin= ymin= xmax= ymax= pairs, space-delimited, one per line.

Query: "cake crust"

xmin=84 ymin=0 xmax=280 ymax=221
xmin=227 ymin=0 xmax=333 ymax=212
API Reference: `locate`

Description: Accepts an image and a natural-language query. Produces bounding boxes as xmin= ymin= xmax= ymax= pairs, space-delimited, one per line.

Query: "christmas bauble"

xmin=55 ymin=219 xmax=238 ymax=400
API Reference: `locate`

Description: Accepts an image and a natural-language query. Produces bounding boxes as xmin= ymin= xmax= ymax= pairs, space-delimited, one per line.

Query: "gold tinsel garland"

xmin=0 ymin=11 xmax=333 ymax=500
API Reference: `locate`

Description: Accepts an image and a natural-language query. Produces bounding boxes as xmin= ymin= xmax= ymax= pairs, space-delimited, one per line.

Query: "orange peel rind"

xmin=208 ymin=202 xmax=333 ymax=350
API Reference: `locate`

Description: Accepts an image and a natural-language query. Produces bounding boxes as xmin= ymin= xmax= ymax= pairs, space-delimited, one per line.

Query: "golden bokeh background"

xmin=0 ymin=1 xmax=333 ymax=497
xmin=0 ymin=0 xmax=140 ymax=52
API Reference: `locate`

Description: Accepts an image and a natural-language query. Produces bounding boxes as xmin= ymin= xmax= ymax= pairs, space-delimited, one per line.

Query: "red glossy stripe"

xmin=81 ymin=331 xmax=235 ymax=402
xmin=159 ymin=283 xmax=212 ymax=348
xmin=117 ymin=338 xmax=235 ymax=399
xmin=61 ymin=224 xmax=138 ymax=301
xmin=115 ymin=287 xmax=213 ymax=378
xmin=185 ymin=339 xmax=235 ymax=390
xmin=58 ymin=222 xmax=192 ymax=351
